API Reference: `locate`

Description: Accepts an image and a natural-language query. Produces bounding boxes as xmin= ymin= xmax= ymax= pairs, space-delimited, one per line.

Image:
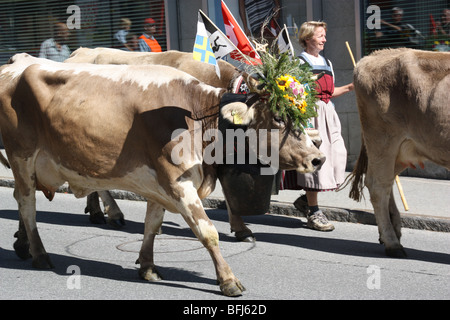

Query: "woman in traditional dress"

xmin=281 ymin=21 xmax=354 ymax=231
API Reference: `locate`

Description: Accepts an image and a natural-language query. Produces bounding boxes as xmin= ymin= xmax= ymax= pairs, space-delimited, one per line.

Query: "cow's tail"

xmin=0 ymin=152 xmax=10 ymax=169
xmin=339 ymin=139 xmax=368 ymax=202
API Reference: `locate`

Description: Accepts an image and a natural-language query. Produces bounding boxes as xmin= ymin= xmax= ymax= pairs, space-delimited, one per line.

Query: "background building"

xmin=0 ymin=0 xmax=448 ymax=178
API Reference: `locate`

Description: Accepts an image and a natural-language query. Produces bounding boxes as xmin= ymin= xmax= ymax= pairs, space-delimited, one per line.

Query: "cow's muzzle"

xmin=312 ymin=156 xmax=326 ymax=171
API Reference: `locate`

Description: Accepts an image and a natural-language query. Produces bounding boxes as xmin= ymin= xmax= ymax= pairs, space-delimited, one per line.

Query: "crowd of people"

xmin=369 ymin=7 xmax=449 ymax=52
xmin=39 ymin=16 xmax=163 ymax=62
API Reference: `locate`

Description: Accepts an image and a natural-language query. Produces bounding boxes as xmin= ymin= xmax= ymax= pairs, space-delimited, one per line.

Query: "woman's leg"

xmin=305 ymin=191 xmax=334 ymax=231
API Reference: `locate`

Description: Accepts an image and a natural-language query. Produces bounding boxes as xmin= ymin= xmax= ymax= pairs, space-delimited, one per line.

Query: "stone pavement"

xmin=0 ymin=150 xmax=448 ymax=232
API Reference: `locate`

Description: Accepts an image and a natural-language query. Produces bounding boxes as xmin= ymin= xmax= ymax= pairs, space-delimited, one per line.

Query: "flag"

xmin=199 ymin=10 xmax=235 ymax=60
xmin=221 ymin=0 xmax=262 ymax=64
xmin=276 ymin=25 xmax=295 ymax=56
xmin=193 ymin=12 xmax=219 ymax=76
xmin=193 ymin=10 xmax=235 ymax=77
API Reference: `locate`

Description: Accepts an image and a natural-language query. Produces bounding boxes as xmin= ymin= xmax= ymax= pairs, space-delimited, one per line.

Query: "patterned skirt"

xmin=279 ymin=100 xmax=347 ymax=192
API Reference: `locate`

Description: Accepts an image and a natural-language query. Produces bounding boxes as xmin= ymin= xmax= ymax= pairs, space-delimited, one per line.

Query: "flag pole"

xmin=284 ymin=24 xmax=295 ymax=57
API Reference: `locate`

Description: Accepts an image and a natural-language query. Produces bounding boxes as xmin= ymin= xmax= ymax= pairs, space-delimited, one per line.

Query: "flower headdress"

xmin=247 ymin=41 xmax=319 ymax=131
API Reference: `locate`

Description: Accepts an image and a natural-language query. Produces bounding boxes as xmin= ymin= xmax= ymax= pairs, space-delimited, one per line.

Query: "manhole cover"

xmin=116 ymin=236 xmax=204 ymax=254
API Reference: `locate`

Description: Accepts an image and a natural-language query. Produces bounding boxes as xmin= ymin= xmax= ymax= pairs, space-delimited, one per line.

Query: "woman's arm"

xmin=332 ymin=83 xmax=354 ymax=98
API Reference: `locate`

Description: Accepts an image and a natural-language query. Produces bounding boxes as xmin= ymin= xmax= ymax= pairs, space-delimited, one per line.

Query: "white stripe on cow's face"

xmin=304 ymin=129 xmax=314 ymax=148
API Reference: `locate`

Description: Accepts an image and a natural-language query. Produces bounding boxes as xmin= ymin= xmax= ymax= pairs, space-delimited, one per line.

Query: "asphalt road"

xmin=0 ymin=186 xmax=449 ymax=303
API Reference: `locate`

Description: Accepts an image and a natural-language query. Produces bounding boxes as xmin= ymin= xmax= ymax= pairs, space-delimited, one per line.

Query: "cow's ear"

xmin=220 ymin=102 xmax=254 ymax=125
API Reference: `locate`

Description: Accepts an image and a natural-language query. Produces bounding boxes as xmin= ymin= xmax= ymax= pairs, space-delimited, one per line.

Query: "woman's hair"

xmin=298 ymin=21 xmax=327 ymax=48
xmin=120 ymin=18 xmax=132 ymax=28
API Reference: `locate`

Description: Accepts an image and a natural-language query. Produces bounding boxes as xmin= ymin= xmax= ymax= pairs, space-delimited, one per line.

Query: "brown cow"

xmin=67 ymin=48 xmax=248 ymax=228
xmin=67 ymin=47 xmax=323 ymax=241
xmin=346 ymin=48 xmax=450 ymax=257
xmin=0 ymin=53 xmax=324 ymax=296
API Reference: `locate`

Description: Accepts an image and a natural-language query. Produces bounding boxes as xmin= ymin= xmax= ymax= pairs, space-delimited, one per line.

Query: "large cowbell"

xmin=217 ymin=93 xmax=275 ymax=216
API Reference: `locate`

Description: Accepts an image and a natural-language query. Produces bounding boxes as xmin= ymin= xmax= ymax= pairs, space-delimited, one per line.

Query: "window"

xmin=0 ymin=0 xmax=168 ymax=65
xmin=362 ymin=0 xmax=450 ymax=55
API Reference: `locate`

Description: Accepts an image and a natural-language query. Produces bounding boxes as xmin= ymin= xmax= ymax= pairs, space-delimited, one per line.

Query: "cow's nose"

xmin=312 ymin=156 xmax=326 ymax=170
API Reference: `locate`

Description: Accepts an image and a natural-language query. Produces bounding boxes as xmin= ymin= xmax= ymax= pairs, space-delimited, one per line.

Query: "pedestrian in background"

xmin=138 ymin=18 xmax=162 ymax=52
xmin=114 ymin=18 xmax=133 ymax=50
xmin=39 ymin=22 xmax=70 ymax=62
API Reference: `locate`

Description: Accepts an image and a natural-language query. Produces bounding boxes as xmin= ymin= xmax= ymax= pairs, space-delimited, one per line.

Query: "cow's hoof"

xmin=139 ymin=266 xmax=162 ymax=281
xmin=220 ymin=280 xmax=245 ymax=297
xmin=88 ymin=211 xmax=106 ymax=224
xmin=13 ymin=237 xmax=31 ymax=260
xmin=32 ymin=254 xmax=54 ymax=269
xmin=385 ymin=246 xmax=407 ymax=258
xmin=234 ymin=230 xmax=255 ymax=243
xmin=107 ymin=217 xmax=126 ymax=229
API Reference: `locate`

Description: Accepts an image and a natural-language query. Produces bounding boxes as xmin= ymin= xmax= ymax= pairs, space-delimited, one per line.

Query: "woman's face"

xmin=306 ymin=26 xmax=327 ymax=53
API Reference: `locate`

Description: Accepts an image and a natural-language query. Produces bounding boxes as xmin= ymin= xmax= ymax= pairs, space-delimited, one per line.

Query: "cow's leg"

xmin=11 ymin=159 xmax=53 ymax=268
xmin=388 ymin=189 xmax=402 ymax=241
xmin=226 ymin=201 xmax=255 ymax=242
xmin=390 ymin=163 xmax=406 ymax=241
xmin=365 ymin=155 xmax=406 ymax=258
xmin=178 ymin=198 xmax=244 ymax=296
xmin=98 ymin=190 xmax=125 ymax=228
xmin=13 ymin=215 xmax=31 ymax=260
xmin=85 ymin=192 xmax=106 ymax=224
xmin=138 ymin=201 xmax=164 ymax=281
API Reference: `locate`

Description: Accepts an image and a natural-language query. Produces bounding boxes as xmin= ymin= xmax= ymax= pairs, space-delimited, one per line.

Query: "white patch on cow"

xmin=39 ymin=62 xmax=201 ymax=91
xmin=2 ymin=53 xmax=222 ymax=96
xmin=0 ymin=53 xmax=40 ymax=79
xmin=177 ymin=167 xmax=204 ymax=203
xmin=304 ymin=129 xmax=316 ymax=149
xmin=197 ymin=218 xmax=219 ymax=247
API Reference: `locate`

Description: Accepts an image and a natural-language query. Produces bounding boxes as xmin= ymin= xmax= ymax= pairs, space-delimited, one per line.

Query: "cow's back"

xmin=66 ymin=47 xmax=240 ymax=88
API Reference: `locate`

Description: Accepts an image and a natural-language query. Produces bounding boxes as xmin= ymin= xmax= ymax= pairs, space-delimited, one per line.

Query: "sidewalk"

xmin=0 ymin=150 xmax=449 ymax=232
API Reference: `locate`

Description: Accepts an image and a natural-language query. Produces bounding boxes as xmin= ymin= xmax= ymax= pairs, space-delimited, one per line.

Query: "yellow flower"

xmin=297 ymin=100 xmax=307 ymax=114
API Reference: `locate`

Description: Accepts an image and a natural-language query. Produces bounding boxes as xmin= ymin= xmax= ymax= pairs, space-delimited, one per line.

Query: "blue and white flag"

xmin=193 ymin=10 xmax=234 ymax=78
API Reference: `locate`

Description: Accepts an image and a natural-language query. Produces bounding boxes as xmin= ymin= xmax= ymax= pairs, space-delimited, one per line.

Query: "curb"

xmin=1 ymin=178 xmax=449 ymax=233
xmin=202 ymin=197 xmax=450 ymax=233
